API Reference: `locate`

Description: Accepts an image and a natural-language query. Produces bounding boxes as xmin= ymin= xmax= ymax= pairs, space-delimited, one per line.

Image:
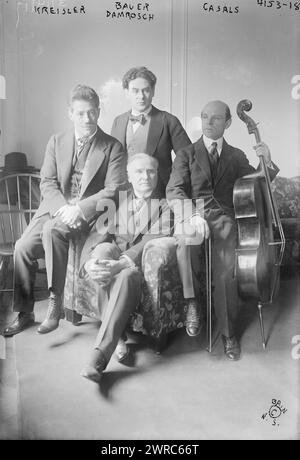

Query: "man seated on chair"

xmin=4 ymin=84 xmax=126 ymax=337
xmin=166 ymin=100 xmax=278 ymax=360
xmin=111 ymin=66 xmax=191 ymax=196
xmin=79 ymin=153 xmax=172 ymax=383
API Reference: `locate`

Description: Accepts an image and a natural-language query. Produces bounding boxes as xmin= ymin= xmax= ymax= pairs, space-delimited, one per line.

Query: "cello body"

xmin=233 ymin=100 xmax=284 ymax=308
xmin=233 ymin=172 xmax=277 ymax=303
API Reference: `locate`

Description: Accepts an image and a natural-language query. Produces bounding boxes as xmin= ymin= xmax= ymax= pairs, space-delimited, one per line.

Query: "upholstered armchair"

xmin=63 ymin=236 xmax=206 ymax=352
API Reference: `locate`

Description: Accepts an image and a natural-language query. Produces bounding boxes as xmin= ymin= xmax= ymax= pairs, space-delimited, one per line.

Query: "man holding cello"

xmin=166 ymin=100 xmax=278 ymax=361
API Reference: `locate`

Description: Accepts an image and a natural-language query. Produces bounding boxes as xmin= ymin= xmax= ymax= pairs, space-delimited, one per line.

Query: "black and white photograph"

xmin=0 ymin=0 xmax=299 ymax=441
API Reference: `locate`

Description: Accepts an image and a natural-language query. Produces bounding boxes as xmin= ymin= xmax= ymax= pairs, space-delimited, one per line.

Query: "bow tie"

xmin=129 ymin=114 xmax=146 ymax=125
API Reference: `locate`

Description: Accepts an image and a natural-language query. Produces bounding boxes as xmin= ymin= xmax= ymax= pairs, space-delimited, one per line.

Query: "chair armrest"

xmin=141 ymin=237 xmax=177 ymax=273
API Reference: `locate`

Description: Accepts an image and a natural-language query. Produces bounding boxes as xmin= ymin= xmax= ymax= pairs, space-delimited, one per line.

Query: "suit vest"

xmin=126 ymin=120 xmax=150 ymax=156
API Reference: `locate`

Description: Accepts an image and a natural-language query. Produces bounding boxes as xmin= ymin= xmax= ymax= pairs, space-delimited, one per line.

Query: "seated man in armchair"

xmin=80 ymin=153 xmax=173 ymax=383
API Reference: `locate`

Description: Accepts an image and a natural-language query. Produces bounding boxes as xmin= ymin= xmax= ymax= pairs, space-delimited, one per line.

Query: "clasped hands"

xmin=54 ymin=204 xmax=84 ymax=229
xmin=85 ymin=258 xmax=123 ymax=287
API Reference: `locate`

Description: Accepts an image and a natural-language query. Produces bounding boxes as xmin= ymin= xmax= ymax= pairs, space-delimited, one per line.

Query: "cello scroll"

xmin=236 ymin=100 xmax=261 ymax=143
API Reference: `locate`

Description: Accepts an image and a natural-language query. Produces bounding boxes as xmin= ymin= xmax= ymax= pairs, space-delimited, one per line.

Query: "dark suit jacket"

xmin=37 ymin=127 xmax=127 ymax=223
xmin=80 ymin=189 xmax=173 ymax=270
xmin=111 ymin=106 xmax=191 ymax=193
xmin=166 ymin=136 xmax=279 ymax=220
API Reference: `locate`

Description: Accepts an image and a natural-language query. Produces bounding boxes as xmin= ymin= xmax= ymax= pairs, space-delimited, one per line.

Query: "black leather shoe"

xmin=81 ymin=349 xmax=107 ymax=384
xmin=222 ymin=335 xmax=241 ymax=361
xmin=186 ymin=299 xmax=202 ymax=337
xmin=3 ymin=312 xmax=35 ymax=337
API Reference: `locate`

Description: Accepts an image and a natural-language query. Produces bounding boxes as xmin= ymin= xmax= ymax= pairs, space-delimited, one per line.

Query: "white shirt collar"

xmin=75 ymin=128 xmax=97 ymax=143
xmin=131 ymin=105 xmax=153 ymax=117
xmin=133 ymin=189 xmax=152 ymax=200
xmin=203 ymin=135 xmax=223 ymax=154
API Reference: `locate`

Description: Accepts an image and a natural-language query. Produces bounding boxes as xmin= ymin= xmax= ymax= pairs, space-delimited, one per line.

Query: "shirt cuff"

xmin=119 ymin=255 xmax=138 ymax=271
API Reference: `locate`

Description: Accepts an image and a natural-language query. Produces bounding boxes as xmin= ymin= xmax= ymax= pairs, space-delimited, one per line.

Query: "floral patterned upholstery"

xmin=272 ymin=176 xmax=300 ymax=219
xmin=64 ymin=234 xmax=101 ymax=321
xmin=272 ymin=176 xmax=300 ymax=267
xmin=63 ymin=235 xmax=207 ymax=348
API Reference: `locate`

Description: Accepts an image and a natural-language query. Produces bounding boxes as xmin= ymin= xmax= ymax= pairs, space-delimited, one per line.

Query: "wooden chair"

xmin=0 ymin=173 xmax=41 ymax=304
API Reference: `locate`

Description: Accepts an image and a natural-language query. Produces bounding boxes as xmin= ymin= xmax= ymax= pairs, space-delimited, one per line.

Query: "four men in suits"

xmin=4 ymin=85 xmax=126 ymax=337
xmin=80 ymin=153 xmax=172 ymax=383
xmin=3 ymin=70 xmax=280 ymax=367
xmin=166 ymin=100 xmax=278 ymax=360
xmin=111 ymin=66 xmax=191 ymax=195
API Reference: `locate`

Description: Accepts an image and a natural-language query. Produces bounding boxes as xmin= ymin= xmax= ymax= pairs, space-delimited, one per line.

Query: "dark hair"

xmin=122 ymin=67 xmax=157 ymax=89
xmin=68 ymin=84 xmax=100 ymax=108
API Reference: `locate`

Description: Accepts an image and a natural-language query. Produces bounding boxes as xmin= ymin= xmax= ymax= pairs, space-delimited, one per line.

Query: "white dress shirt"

xmin=202 ymin=135 xmax=223 ymax=156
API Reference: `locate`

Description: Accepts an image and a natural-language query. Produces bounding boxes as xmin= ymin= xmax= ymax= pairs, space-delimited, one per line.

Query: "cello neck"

xmin=237 ymin=99 xmax=285 ymax=260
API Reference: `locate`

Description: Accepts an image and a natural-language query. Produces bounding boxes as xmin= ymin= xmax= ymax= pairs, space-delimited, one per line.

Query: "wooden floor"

xmin=0 ymin=270 xmax=299 ymax=440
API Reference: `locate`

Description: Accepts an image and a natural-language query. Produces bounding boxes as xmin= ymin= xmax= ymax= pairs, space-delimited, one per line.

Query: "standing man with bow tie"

xmin=4 ymin=85 xmax=126 ymax=337
xmin=111 ymin=66 xmax=191 ymax=196
xmin=166 ymin=100 xmax=278 ymax=360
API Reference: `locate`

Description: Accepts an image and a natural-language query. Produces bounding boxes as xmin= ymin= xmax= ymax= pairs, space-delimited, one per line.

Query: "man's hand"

xmin=253 ymin=141 xmax=272 ymax=166
xmin=189 ymin=215 xmax=210 ymax=240
xmin=54 ymin=204 xmax=83 ymax=229
xmin=174 ymin=215 xmax=210 ymax=246
xmin=85 ymin=258 xmax=113 ymax=286
xmin=84 ymin=258 xmax=129 ymax=286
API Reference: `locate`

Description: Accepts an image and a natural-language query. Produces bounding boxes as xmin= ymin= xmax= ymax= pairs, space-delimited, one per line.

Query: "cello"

xmin=233 ymin=100 xmax=285 ymax=348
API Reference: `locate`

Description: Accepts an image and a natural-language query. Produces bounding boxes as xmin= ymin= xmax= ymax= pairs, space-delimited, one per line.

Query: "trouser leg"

xmin=175 ymin=213 xmax=239 ymax=337
xmin=208 ymin=213 xmax=239 ymax=338
xmin=175 ymin=224 xmax=204 ymax=300
xmin=211 ymin=229 xmax=238 ymax=337
xmin=42 ymin=216 xmax=89 ymax=295
xmin=13 ymin=214 xmax=49 ymax=312
xmin=94 ymin=268 xmax=142 ymax=364
xmin=176 ymin=242 xmax=196 ymax=299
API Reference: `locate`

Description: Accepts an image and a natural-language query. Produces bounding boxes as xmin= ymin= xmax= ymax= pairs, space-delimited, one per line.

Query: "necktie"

xmin=73 ymin=137 xmax=90 ymax=167
xmin=209 ymin=142 xmax=219 ymax=184
xmin=129 ymin=114 xmax=146 ymax=125
xmin=77 ymin=136 xmax=90 ymax=153
xmin=134 ymin=198 xmax=148 ymax=230
xmin=128 ymin=197 xmax=147 ymax=233
xmin=134 ymin=198 xmax=146 ymax=212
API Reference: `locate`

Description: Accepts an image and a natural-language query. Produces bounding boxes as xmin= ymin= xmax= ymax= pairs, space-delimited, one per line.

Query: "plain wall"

xmin=185 ymin=0 xmax=300 ymax=175
xmin=0 ymin=0 xmax=299 ymax=177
